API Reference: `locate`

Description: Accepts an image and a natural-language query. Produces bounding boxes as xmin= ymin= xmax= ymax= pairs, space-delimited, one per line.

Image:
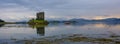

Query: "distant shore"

xmin=0 ymin=22 xmax=27 ymax=24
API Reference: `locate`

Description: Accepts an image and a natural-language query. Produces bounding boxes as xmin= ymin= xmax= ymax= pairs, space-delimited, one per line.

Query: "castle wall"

xmin=36 ymin=12 xmax=44 ymax=20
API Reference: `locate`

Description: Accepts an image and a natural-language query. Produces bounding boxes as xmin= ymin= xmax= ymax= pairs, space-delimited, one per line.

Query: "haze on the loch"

xmin=0 ymin=0 xmax=120 ymax=22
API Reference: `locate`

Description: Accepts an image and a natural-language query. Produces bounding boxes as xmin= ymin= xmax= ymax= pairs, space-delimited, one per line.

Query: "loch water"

xmin=0 ymin=23 xmax=120 ymax=44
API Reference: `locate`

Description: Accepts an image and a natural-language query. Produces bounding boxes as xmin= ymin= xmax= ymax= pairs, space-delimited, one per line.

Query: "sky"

xmin=0 ymin=0 xmax=120 ymax=22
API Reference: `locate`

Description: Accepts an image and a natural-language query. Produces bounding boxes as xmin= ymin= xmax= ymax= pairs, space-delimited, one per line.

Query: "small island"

xmin=28 ymin=12 xmax=49 ymax=25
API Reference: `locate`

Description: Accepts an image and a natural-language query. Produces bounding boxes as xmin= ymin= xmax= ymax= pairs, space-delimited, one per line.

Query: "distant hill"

xmin=48 ymin=18 xmax=120 ymax=24
xmin=69 ymin=18 xmax=120 ymax=22
xmin=67 ymin=18 xmax=120 ymax=24
xmin=0 ymin=19 xmax=4 ymax=22
xmin=69 ymin=18 xmax=88 ymax=21
xmin=100 ymin=18 xmax=120 ymax=22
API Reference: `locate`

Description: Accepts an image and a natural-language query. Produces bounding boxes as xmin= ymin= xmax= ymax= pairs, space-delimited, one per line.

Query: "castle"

xmin=36 ymin=12 xmax=44 ymax=20
xmin=28 ymin=11 xmax=49 ymax=25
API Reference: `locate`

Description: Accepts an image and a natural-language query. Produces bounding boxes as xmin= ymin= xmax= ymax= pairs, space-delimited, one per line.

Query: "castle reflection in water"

xmin=36 ymin=27 xmax=45 ymax=36
xmin=0 ymin=24 xmax=45 ymax=36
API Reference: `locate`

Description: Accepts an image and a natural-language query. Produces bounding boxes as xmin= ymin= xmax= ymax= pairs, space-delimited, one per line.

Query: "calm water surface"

xmin=0 ymin=23 xmax=120 ymax=44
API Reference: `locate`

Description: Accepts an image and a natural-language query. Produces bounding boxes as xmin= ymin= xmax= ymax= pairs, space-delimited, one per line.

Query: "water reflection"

xmin=0 ymin=23 xmax=119 ymax=44
xmin=0 ymin=24 xmax=4 ymax=27
xmin=29 ymin=24 xmax=47 ymax=36
xmin=0 ymin=22 xmax=120 ymax=40
xmin=70 ymin=22 xmax=120 ymax=27
xmin=36 ymin=27 xmax=45 ymax=36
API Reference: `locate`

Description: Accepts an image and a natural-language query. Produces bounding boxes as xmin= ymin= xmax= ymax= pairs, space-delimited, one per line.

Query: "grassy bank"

xmin=28 ymin=19 xmax=49 ymax=25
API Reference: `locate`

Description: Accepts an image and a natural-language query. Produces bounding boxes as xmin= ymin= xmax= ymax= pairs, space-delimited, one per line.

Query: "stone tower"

xmin=36 ymin=12 xmax=44 ymax=20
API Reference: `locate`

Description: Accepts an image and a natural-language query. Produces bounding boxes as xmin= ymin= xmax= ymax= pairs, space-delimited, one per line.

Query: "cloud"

xmin=0 ymin=0 xmax=120 ymax=22
xmin=0 ymin=3 xmax=36 ymax=22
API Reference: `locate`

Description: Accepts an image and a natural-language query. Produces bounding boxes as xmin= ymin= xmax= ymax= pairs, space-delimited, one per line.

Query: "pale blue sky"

xmin=0 ymin=0 xmax=120 ymax=22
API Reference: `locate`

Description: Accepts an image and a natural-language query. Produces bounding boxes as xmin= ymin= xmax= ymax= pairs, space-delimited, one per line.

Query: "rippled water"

xmin=0 ymin=23 xmax=120 ymax=44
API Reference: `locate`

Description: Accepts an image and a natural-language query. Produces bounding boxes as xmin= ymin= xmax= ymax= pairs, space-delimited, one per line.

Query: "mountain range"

xmin=1 ymin=18 xmax=120 ymax=24
xmin=48 ymin=18 xmax=120 ymax=24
